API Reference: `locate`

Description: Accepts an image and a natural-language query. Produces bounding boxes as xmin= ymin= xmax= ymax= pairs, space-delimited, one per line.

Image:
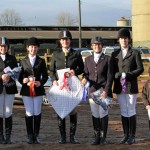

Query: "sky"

xmin=0 ymin=0 xmax=131 ymax=26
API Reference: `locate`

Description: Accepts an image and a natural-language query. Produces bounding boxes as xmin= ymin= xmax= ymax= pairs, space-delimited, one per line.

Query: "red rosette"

xmin=59 ymin=72 xmax=71 ymax=90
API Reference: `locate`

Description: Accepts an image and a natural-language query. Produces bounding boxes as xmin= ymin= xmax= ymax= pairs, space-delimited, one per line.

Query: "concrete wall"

xmin=132 ymin=0 xmax=150 ymax=48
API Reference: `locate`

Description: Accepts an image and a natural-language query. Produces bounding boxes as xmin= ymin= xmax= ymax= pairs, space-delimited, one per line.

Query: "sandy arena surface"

xmin=0 ymin=82 xmax=150 ymax=150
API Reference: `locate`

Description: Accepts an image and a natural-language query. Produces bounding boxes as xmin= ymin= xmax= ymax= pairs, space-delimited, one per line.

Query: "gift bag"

xmin=47 ymin=69 xmax=84 ymax=119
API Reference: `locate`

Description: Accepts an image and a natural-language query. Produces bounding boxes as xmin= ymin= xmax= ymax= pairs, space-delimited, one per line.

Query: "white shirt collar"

xmin=121 ymin=48 xmax=128 ymax=51
xmin=94 ymin=51 xmax=102 ymax=63
xmin=94 ymin=51 xmax=102 ymax=58
xmin=0 ymin=54 xmax=6 ymax=61
xmin=28 ymin=55 xmax=36 ymax=60
xmin=28 ymin=55 xmax=36 ymax=67
xmin=62 ymin=48 xmax=70 ymax=53
xmin=121 ymin=48 xmax=128 ymax=58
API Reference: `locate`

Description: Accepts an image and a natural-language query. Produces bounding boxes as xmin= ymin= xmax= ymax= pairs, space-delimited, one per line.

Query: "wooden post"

xmin=44 ymin=53 xmax=48 ymax=67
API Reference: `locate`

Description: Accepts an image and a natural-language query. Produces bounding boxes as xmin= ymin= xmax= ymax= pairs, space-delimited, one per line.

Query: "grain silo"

xmin=117 ymin=17 xmax=131 ymax=26
xmin=132 ymin=0 xmax=150 ymax=48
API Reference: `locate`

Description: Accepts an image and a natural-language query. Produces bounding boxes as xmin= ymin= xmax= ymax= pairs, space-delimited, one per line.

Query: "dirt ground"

xmin=0 ymin=82 xmax=150 ymax=150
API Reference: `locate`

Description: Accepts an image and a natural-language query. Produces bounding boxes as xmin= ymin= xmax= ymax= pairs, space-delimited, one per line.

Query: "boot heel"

xmin=100 ymin=115 xmax=109 ymax=145
xmin=127 ymin=135 xmax=135 ymax=145
xmin=70 ymin=136 xmax=80 ymax=144
xmin=6 ymin=135 xmax=12 ymax=144
xmin=0 ymin=118 xmax=5 ymax=144
xmin=58 ymin=116 xmax=66 ymax=144
xmin=91 ymin=116 xmax=100 ymax=145
xmin=59 ymin=136 xmax=66 ymax=144
xmin=5 ymin=116 xmax=12 ymax=144
xmin=27 ymin=134 xmax=34 ymax=144
xmin=120 ymin=136 xmax=129 ymax=144
xmin=34 ymin=134 xmax=40 ymax=144
xmin=25 ymin=115 xmax=33 ymax=144
xmin=34 ymin=114 xmax=41 ymax=144
xmin=0 ymin=135 xmax=5 ymax=144
xmin=120 ymin=116 xmax=129 ymax=144
xmin=70 ymin=114 xmax=80 ymax=144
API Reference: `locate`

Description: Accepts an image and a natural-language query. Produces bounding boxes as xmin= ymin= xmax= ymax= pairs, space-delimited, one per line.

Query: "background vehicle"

xmin=74 ymin=47 xmax=91 ymax=51
xmin=102 ymin=46 xmax=120 ymax=56
xmin=80 ymin=50 xmax=93 ymax=62
xmin=102 ymin=46 xmax=150 ymax=62
xmin=132 ymin=47 xmax=150 ymax=54
xmin=132 ymin=47 xmax=150 ymax=62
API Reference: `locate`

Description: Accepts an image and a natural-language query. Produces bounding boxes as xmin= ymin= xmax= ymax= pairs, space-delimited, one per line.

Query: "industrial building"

xmin=0 ymin=25 xmax=131 ymax=55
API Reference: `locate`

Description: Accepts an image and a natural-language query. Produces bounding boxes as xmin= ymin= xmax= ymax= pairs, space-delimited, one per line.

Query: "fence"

xmin=138 ymin=62 xmax=149 ymax=81
xmin=16 ymin=53 xmax=150 ymax=81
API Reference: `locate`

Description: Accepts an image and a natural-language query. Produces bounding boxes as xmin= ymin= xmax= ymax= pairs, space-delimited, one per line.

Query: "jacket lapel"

xmin=61 ymin=50 xmax=66 ymax=58
xmin=123 ymin=49 xmax=132 ymax=60
xmin=96 ymin=53 xmax=105 ymax=64
xmin=90 ymin=55 xmax=95 ymax=64
xmin=33 ymin=56 xmax=41 ymax=68
xmin=116 ymin=50 xmax=124 ymax=71
xmin=68 ymin=48 xmax=74 ymax=56
xmin=0 ymin=57 xmax=5 ymax=71
xmin=5 ymin=53 xmax=11 ymax=65
xmin=25 ymin=56 xmax=33 ymax=68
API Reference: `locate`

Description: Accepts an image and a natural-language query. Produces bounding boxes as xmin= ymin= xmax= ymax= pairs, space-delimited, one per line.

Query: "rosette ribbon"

xmin=59 ymin=72 xmax=71 ymax=90
xmin=120 ymin=72 xmax=126 ymax=93
xmin=82 ymin=81 xmax=90 ymax=102
xmin=27 ymin=77 xmax=36 ymax=96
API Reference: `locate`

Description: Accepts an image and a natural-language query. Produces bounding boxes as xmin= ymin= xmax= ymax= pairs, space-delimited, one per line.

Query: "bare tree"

xmin=56 ymin=11 xmax=78 ymax=26
xmin=0 ymin=9 xmax=23 ymax=25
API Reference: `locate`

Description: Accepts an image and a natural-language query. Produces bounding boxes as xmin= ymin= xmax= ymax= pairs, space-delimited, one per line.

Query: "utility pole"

xmin=78 ymin=0 xmax=82 ymax=48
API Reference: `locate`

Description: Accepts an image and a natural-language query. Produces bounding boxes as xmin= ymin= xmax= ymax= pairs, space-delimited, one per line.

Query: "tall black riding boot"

xmin=58 ymin=115 xmax=66 ymax=144
xmin=120 ymin=116 xmax=129 ymax=144
xmin=100 ymin=115 xmax=108 ymax=145
xmin=149 ymin=120 xmax=150 ymax=130
xmin=70 ymin=113 xmax=79 ymax=144
xmin=91 ymin=116 xmax=100 ymax=145
xmin=0 ymin=118 xmax=5 ymax=144
xmin=5 ymin=116 xmax=12 ymax=144
xmin=34 ymin=114 xmax=41 ymax=144
xmin=25 ymin=115 xmax=34 ymax=144
xmin=127 ymin=115 xmax=136 ymax=145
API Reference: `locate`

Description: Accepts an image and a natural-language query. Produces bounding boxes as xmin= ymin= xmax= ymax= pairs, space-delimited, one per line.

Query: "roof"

xmin=0 ymin=30 xmax=119 ymax=40
xmin=0 ymin=25 xmax=132 ymax=40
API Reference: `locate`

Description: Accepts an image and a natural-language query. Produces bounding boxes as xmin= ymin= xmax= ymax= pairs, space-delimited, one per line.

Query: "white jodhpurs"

xmin=147 ymin=109 xmax=150 ymax=120
xmin=0 ymin=93 xmax=14 ymax=118
xmin=89 ymin=98 xmax=108 ymax=118
xmin=117 ymin=93 xmax=137 ymax=117
xmin=22 ymin=96 xmax=43 ymax=116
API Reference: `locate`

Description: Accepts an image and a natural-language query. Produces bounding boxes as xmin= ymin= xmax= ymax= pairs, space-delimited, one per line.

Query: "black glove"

xmin=126 ymin=73 xmax=132 ymax=80
xmin=115 ymin=72 xmax=121 ymax=79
